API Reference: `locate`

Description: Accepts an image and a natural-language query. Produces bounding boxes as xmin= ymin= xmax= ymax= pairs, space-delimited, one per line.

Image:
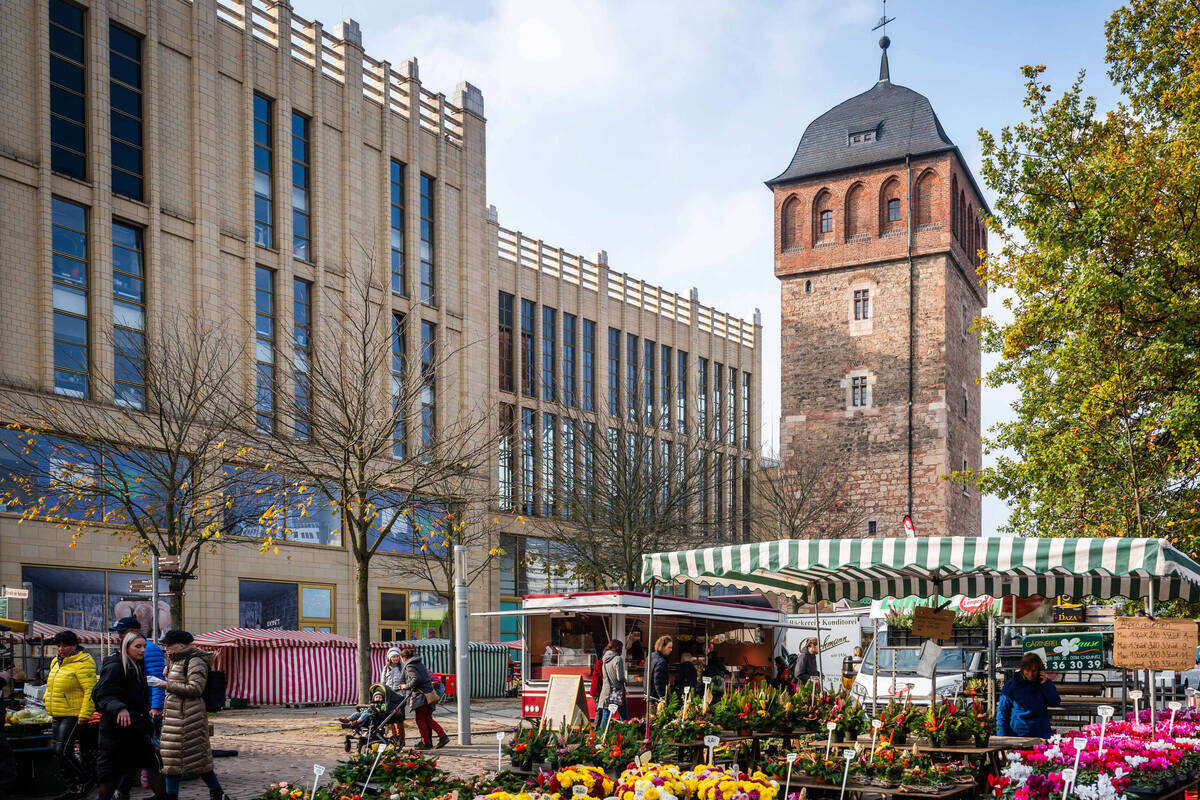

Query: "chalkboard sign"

xmin=539 ymin=674 xmax=588 ymax=730
xmin=1113 ymin=617 xmax=1199 ymax=671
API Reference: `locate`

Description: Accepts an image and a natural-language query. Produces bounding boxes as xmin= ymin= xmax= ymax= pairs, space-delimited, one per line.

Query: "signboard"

xmin=912 ymin=606 xmax=954 ymax=640
xmin=3 ymin=587 xmax=30 ymax=599
xmin=128 ymin=580 xmax=154 ymax=594
xmin=916 ymin=641 xmax=943 ymax=678
xmin=870 ymin=594 xmax=995 ymax=619
xmin=903 ymin=515 xmax=915 ymax=537
xmin=783 ymin=613 xmax=862 ymax=683
xmin=539 ymin=674 xmax=588 ymax=730
xmin=1023 ymin=632 xmax=1105 ymax=671
xmin=1114 ymin=617 xmax=1200 ymax=671
xmin=156 ymin=555 xmax=180 ymax=573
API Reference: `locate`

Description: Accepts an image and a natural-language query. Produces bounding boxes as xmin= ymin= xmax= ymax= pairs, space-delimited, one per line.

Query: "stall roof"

xmin=641 ymin=536 xmax=1200 ymax=602
xmin=193 ymin=628 xmax=357 ymax=648
xmin=475 ymin=590 xmax=795 ymax=626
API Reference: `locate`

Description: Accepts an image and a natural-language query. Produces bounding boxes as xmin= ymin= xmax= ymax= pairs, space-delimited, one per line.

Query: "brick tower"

xmin=768 ymin=38 xmax=987 ymax=538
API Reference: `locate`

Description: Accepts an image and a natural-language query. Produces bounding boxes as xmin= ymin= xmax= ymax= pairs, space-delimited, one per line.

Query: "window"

xmin=961 ymin=383 xmax=969 ymax=419
xmin=291 ymin=112 xmax=311 ymax=260
xmin=561 ymin=419 xmax=575 ymax=516
xmin=781 ymin=196 xmax=799 ymax=249
xmin=520 ymin=408 xmax=536 ymax=515
xmin=887 ymin=197 xmax=902 ymax=223
xmin=727 ymin=366 xmax=736 ymax=446
xmin=520 ymin=299 xmax=536 ymax=398
xmin=715 ymin=452 xmax=725 ymax=527
xmin=498 ymin=404 xmax=515 ymax=511
xmin=962 ymin=456 xmax=970 ymax=495
xmin=714 ymin=364 xmax=723 ymax=442
xmin=660 ymin=344 xmax=672 ymax=430
xmin=698 ymin=359 xmax=709 ymax=439
xmin=20 ymin=566 xmax=168 ymax=633
xmin=849 ymin=129 xmax=876 ymax=145
xmin=390 ymin=160 xmax=406 ymax=294
xmin=562 ymin=313 xmax=576 ymax=407
xmin=676 ymin=351 xmax=687 ymax=434
xmin=741 ymin=372 xmax=750 ymax=448
xmin=498 ymin=292 xmax=514 ymax=392
xmin=741 ymin=457 xmax=751 ymax=540
xmin=253 ymin=93 xmax=274 ymax=248
xmin=607 ymin=327 xmax=621 ymax=417
xmin=581 ymin=319 xmax=596 ymax=412
xmin=254 ymin=266 xmax=275 ymax=432
xmin=109 ymin=25 xmax=143 ymax=200
xmin=112 ymin=221 xmax=145 ymax=409
xmin=420 ymin=321 xmax=436 ymax=449
xmin=541 ymin=413 xmax=556 ymax=516
xmin=419 ymin=174 xmax=435 ymax=305
xmin=819 ymin=209 xmax=833 ymax=234
xmin=699 ymin=451 xmax=709 ymax=522
xmin=542 ymin=307 xmax=556 ymax=402
xmin=805 ymin=280 xmax=812 ymax=294
xmin=293 ymin=279 xmax=312 ymax=439
xmin=868 ymin=520 xmax=877 ymax=536
xmin=962 ymin=302 xmax=970 ymax=339
xmin=237 ymin=579 xmax=336 ymax=632
xmin=52 ymin=198 xmax=88 ymax=398
xmin=379 ymin=589 xmax=409 ymax=642
xmin=391 ymin=314 xmax=406 ymax=458
xmin=581 ymin=422 xmax=596 ymax=502
xmin=851 ymin=375 xmax=868 ymax=408
xmin=854 ymin=288 xmax=870 ymax=321
xmin=626 ymin=333 xmax=638 ymax=423
xmin=644 ymin=340 xmax=656 ymax=426
xmin=50 ymin=0 xmax=86 ymax=180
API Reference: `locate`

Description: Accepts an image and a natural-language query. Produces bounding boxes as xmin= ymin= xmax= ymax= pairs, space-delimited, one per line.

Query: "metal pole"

xmin=815 ymin=590 xmax=823 ymax=688
xmin=988 ymin=611 xmax=996 ymax=712
xmin=1146 ymin=584 xmax=1155 ymax=731
xmin=151 ymin=555 xmax=160 ymax=641
xmin=872 ymin=617 xmax=879 ymax=709
xmin=454 ymin=545 xmax=472 ymax=745
xmin=644 ymin=579 xmax=657 ymax=742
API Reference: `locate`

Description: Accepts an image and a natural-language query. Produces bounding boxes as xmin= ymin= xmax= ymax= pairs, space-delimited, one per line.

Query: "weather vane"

xmin=872 ymin=0 xmax=896 ymax=36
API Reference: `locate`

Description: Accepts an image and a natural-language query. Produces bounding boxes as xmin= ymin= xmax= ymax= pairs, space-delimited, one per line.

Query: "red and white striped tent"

xmin=23 ymin=621 xmax=119 ymax=645
xmin=193 ymin=628 xmax=358 ymax=705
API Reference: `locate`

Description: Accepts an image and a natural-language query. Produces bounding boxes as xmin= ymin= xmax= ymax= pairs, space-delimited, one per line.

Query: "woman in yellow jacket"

xmin=45 ymin=630 xmax=98 ymax=796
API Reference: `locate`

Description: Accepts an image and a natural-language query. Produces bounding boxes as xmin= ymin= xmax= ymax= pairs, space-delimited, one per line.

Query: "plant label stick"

xmin=839 ymin=748 xmax=857 ymax=800
xmin=1097 ymin=705 xmax=1114 ymax=754
xmin=704 ymin=734 xmax=720 ymax=765
xmin=1169 ymin=700 xmax=1182 ymax=735
xmin=495 ymin=731 xmax=505 ymax=770
xmin=826 ymin=721 xmax=836 ymax=758
xmin=1130 ymin=690 xmax=1143 ymax=725
xmin=1061 ymin=768 xmax=1076 ymax=800
xmin=785 ymin=752 xmax=798 ymax=799
xmin=871 ymin=718 xmax=882 ymax=755
xmin=1072 ymin=737 xmax=1086 ymax=780
xmin=311 ymin=764 xmax=325 ymax=800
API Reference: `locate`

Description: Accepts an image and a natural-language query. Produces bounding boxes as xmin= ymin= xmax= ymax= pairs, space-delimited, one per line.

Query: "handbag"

xmin=423 ymin=690 xmax=439 ymax=706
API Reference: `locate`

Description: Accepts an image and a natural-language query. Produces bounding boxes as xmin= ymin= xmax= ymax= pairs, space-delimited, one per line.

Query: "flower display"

xmin=690 ymin=765 xmax=779 ymax=800
xmin=614 ymin=764 xmax=690 ymax=800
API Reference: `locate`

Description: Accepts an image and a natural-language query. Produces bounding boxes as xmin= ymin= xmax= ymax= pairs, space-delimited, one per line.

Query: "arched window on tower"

xmin=959 ymin=190 xmax=967 ymax=244
xmin=915 ymin=170 xmax=936 ymax=227
xmin=967 ymin=204 xmax=975 ymax=264
xmin=880 ymin=177 xmax=902 ymax=234
xmin=950 ymin=175 xmax=959 ymax=239
xmin=844 ymin=182 xmax=865 ymax=239
xmin=780 ymin=195 xmax=800 ymax=251
xmin=813 ymin=189 xmax=833 ymax=244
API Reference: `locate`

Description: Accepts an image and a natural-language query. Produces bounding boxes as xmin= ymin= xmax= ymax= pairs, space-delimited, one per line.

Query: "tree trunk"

xmin=168 ymin=576 xmax=186 ymax=629
xmin=354 ymin=560 xmax=372 ymax=704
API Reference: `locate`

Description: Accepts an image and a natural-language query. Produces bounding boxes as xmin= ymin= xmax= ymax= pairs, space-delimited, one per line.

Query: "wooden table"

xmin=786 ymin=777 xmax=977 ymax=800
xmin=833 ymin=735 xmax=1042 ymax=783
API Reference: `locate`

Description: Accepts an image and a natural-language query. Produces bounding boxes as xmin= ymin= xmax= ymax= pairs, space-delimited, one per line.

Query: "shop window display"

xmin=21 ymin=565 xmax=168 ymax=633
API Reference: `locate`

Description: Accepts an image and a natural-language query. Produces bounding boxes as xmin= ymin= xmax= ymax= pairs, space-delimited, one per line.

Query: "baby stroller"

xmin=344 ymin=684 xmax=407 ymax=754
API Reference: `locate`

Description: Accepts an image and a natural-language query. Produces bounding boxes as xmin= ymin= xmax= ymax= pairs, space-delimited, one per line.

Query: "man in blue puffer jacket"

xmin=997 ymin=653 xmax=1060 ymax=738
xmin=109 ymin=616 xmax=165 ymax=800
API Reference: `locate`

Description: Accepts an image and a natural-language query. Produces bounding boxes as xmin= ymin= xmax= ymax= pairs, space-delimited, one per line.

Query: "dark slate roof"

xmin=766 ymin=74 xmax=956 ymax=187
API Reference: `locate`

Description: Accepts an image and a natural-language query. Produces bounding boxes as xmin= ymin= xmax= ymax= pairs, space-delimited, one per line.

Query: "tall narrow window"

xmin=254 ymin=266 xmax=276 ymax=432
xmin=697 ymin=357 xmax=708 ymax=438
xmin=498 ymin=404 xmax=514 ymax=511
xmin=420 ymin=321 xmax=436 ymax=449
xmin=581 ymin=319 xmax=596 ymax=412
xmin=644 ymin=340 xmax=655 ymax=426
xmin=293 ymin=278 xmax=312 ymax=439
xmin=50 ymin=0 xmax=86 ymax=180
xmin=419 ymin=174 xmax=435 ymax=305
xmin=741 ymin=457 xmax=752 ymax=540
xmin=741 ymin=372 xmax=751 ymax=448
xmin=561 ymin=419 xmax=575 ymax=517
xmin=520 ymin=409 xmax=536 ymax=516
xmin=626 ymin=333 xmax=639 ymax=423
xmin=660 ymin=345 xmax=672 ymax=430
xmin=714 ymin=364 xmax=724 ymax=442
xmin=389 ymin=160 xmax=406 ymax=294
xmin=851 ymin=375 xmax=868 ymax=408
xmin=562 ymin=313 xmax=577 ymax=407
xmin=112 ymin=221 xmax=145 ymax=409
xmin=253 ymin=93 xmax=274 ymax=248
xmin=819 ymin=209 xmax=833 ymax=234
xmin=699 ymin=451 xmax=709 ymax=522
xmin=391 ymin=313 xmax=406 ymax=459
xmin=854 ymin=288 xmax=871 ymax=320
xmin=715 ymin=453 xmax=725 ymax=527
xmin=727 ymin=366 xmax=736 ymax=446
xmin=290 ymin=112 xmax=311 ymax=260
xmin=887 ymin=198 xmax=902 ymax=223
xmin=581 ymin=422 xmax=595 ymax=503
xmin=542 ymin=307 xmax=557 ymax=402
xmin=498 ymin=292 xmax=514 ymax=392
xmin=607 ymin=328 xmax=621 ymax=417
xmin=51 ymin=198 xmax=88 ymax=398
xmin=109 ymin=25 xmax=143 ymax=200
xmin=541 ymin=412 xmax=556 ymax=517
xmin=676 ymin=351 xmax=687 ymax=434
xmin=520 ymin=299 xmax=536 ymax=398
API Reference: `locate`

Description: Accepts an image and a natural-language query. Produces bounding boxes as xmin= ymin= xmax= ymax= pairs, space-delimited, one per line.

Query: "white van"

xmin=850 ymin=630 xmax=984 ymax=709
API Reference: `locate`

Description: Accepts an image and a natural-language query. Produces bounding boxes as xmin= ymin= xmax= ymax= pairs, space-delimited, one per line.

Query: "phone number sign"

xmin=1023 ymin=632 xmax=1105 ymax=671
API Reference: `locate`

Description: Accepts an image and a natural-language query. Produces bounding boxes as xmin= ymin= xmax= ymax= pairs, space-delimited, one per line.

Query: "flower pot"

xmin=832 ymin=730 xmax=845 ymax=743
xmin=973 ymin=733 xmax=991 ymax=747
xmin=892 ymin=731 xmax=907 ymax=745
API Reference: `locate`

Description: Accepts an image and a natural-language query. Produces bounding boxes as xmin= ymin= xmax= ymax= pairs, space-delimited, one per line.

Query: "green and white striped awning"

xmin=640 ymin=537 xmax=1200 ymax=602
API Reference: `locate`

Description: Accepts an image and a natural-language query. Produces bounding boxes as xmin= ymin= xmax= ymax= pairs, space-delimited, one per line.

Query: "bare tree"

xmin=0 ymin=314 xmax=275 ymax=627
xmin=750 ymin=448 xmax=865 ymax=540
xmin=248 ymin=264 xmax=495 ymax=701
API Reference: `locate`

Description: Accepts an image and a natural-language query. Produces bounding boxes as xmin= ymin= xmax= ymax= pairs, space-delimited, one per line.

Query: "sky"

xmin=298 ymin=0 xmax=1124 ymax=536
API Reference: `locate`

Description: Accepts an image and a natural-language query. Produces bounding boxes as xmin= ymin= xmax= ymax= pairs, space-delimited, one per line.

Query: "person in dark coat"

xmin=647 ymin=636 xmax=673 ymax=704
xmin=91 ymin=631 xmax=167 ymax=800
xmin=398 ymin=647 xmax=449 ymax=750
xmin=997 ymin=653 xmax=1060 ymax=739
xmin=674 ymin=651 xmax=698 ymax=694
xmin=793 ymin=638 xmax=820 ymax=685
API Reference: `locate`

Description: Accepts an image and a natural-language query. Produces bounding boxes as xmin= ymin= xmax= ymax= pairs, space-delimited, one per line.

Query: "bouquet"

xmin=504 ymin=727 xmax=554 ymax=771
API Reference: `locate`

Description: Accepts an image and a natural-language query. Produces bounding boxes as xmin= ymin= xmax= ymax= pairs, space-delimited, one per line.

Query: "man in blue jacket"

xmin=997 ymin=653 xmax=1060 ymax=739
xmin=109 ymin=616 xmax=164 ymax=800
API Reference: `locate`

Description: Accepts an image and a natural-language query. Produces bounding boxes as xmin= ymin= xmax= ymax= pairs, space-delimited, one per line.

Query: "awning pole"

xmin=815 ymin=588 xmax=823 ymax=688
xmin=987 ymin=610 xmax=997 ymax=712
xmin=872 ymin=616 xmax=879 ymax=709
xmin=644 ymin=578 xmax=657 ymax=743
xmin=1147 ymin=584 xmax=1156 ymax=731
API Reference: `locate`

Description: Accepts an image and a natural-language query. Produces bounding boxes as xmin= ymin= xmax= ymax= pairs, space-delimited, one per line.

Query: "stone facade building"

xmin=768 ymin=41 xmax=987 ymax=539
xmin=0 ymin=0 xmax=760 ymax=639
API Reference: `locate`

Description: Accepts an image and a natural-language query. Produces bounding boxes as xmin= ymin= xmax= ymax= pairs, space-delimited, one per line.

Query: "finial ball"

xmin=879 ymin=35 xmax=891 ymax=50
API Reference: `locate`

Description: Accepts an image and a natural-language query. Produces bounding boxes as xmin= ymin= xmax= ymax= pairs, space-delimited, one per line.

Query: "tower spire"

xmin=872 ymin=0 xmax=896 ymax=83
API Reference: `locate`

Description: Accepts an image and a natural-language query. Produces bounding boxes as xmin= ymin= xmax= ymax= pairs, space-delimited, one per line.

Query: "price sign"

xmin=1022 ymin=632 xmax=1105 ymax=671
xmin=1114 ymin=617 xmax=1199 ymax=671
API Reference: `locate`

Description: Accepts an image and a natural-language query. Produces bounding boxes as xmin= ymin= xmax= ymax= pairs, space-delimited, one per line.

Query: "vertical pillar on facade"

xmin=88 ymin=2 xmax=115 ymax=402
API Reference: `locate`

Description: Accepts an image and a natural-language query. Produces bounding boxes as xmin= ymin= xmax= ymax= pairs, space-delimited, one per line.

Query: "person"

xmin=597 ymin=640 xmax=626 ymax=728
xmin=794 ymin=638 xmax=820 ymax=685
xmin=625 ymin=629 xmax=645 ymax=665
xmin=647 ymin=636 xmax=673 ymax=704
xmin=0 ymin=666 xmax=16 ymax=797
xmin=841 ymin=646 xmax=863 ymax=691
xmin=398 ymin=646 xmax=449 ymax=750
xmin=109 ymin=617 xmax=165 ymax=800
xmin=674 ymin=651 xmax=698 ymax=694
xmin=701 ymin=645 xmax=727 ymax=702
xmin=772 ymin=656 xmax=790 ymax=689
xmin=45 ymin=629 xmax=98 ymax=799
xmin=997 ymin=653 xmax=1060 ymax=739
xmin=158 ymin=630 xmax=231 ymax=800
xmin=91 ymin=631 xmax=167 ymax=800
xmin=588 ymin=656 xmax=605 ymax=723
xmin=375 ymin=647 xmax=408 ymax=743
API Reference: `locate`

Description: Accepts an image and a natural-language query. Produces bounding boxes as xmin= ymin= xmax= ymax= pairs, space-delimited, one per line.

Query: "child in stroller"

xmin=343 ymin=683 xmax=407 ymax=753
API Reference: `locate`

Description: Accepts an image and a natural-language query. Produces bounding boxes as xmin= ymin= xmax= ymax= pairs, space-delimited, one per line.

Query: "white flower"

xmin=1054 ymin=638 xmax=1082 ymax=658
xmin=1003 ymin=763 xmax=1033 ymax=783
xmin=1125 ymin=755 xmax=1148 ymax=769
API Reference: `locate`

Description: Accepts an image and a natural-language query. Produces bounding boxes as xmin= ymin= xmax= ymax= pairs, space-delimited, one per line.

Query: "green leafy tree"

xmin=969 ymin=0 xmax=1200 ymax=549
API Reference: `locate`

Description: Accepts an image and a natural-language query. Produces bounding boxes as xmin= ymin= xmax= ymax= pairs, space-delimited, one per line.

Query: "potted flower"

xmin=920 ymin=705 xmax=948 ymax=747
xmin=964 ymin=698 xmax=993 ymax=747
xmin=879 ymin=701 xmax=909 ymax=746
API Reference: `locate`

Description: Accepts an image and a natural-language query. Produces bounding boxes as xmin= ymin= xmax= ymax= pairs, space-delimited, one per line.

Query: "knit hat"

xmin=159 ymin=629 xmax=194 ymax=646
xmin=110 ymin=616 xmax=142 ymax=633
xmin=51 ymin=630 xmax=80 ymax=646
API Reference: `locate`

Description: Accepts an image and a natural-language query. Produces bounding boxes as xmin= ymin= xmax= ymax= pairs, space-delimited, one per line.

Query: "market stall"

xmin=369 ymin=640 xmax=511 ymax=699
xmin=194 ymin=628 xmax=359 ymax=705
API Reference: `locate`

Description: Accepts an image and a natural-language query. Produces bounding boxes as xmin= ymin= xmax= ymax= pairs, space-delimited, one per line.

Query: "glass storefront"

xmin=237 ymin=578 xmax=335 ymax=632
xmin=21 ymin=565 xmax=169 ymax=632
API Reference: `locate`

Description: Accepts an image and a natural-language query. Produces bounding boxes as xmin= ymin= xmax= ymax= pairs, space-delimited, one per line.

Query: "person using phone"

xmin=997 ymin=653 xmax=1060 ymax=738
